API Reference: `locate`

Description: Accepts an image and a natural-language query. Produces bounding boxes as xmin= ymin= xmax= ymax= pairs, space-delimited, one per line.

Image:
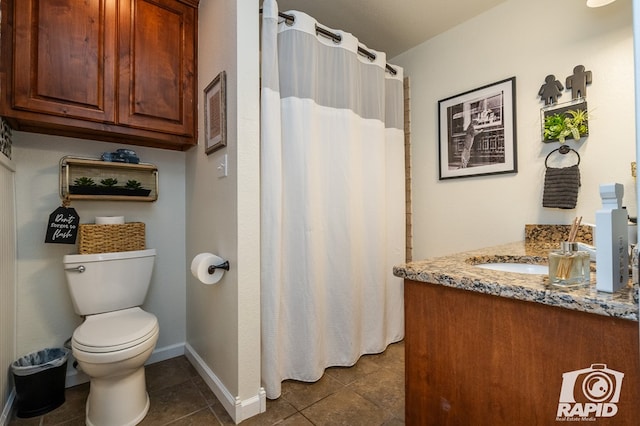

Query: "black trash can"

xmin=11 ymin=347 xmax=69 ymax=418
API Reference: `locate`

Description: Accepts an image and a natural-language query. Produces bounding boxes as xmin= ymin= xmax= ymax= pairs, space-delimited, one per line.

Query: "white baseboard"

xmin=147 ymin=342 xmax=185 ymax=365
xmin=184 ymin=343 xmax=265 ymax=424
xmin=65 ymin=342 xmax=187 ymax=388
xmin=0 ymin=389 xmax=15 ymax=426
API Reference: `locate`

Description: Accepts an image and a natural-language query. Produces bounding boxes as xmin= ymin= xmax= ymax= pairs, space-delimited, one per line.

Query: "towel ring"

xmin=545 ymin=146 xmax=580 ymax=168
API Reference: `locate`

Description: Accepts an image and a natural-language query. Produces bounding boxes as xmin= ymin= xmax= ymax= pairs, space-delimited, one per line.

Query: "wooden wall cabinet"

xmin=0 ymin=0 xmax=199 ymax=151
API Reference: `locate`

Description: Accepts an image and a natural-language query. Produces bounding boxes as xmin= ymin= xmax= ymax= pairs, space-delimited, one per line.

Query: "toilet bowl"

xmin=63 ymin=249 xmax=158 ymax=426
xmin=72 ymin=308 xmax=159 ymax=426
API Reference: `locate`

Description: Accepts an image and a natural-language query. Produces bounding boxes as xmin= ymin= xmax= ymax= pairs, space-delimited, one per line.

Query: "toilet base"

xmin=85 ymin=366 xmax=150 ymax=426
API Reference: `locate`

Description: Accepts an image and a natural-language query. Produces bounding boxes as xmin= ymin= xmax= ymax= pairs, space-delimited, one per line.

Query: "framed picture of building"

xmin=438 ymin=77 xmax=517 ymax=180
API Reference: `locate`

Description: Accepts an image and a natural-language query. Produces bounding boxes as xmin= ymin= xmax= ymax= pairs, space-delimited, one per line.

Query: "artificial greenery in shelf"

xmin=125 ymin=179 xmax=143 ymax=189
xmin=74 ymin=177 xmax=97 ymax=187
xmin=100 ymin=178 xmax=118 ymax=187
xmin=70 ymin=176 xmax=150 ymax=196
xmin=543 ymin=108 xmax=589 ymax=143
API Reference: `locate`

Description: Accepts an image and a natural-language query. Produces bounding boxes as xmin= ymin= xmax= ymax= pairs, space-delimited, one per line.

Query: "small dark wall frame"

xmin=204 ymin=71 xmax=227 ymax=155
xmin=438 ymin=77 xmax=517 ymax=180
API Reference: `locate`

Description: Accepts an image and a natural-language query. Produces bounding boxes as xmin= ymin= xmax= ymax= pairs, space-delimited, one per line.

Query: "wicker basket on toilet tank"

xmin=78 ymin=222 xmax=145 ymax=254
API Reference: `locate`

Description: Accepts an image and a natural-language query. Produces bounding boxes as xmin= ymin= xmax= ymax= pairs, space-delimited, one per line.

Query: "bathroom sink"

xmin=475 ymin=263 xmax=549 ymax=275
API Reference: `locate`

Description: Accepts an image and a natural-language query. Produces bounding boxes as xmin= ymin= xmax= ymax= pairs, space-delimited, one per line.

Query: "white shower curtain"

xmin=260 ymin=0 xmax=406 ymax=399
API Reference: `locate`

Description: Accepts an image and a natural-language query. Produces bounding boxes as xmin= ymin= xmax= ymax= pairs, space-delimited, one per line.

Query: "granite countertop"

xmin=393 ymin=241 xmax=640 ymax=321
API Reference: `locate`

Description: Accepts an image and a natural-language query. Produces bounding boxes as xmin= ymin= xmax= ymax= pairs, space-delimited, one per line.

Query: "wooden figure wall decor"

xmin=566 ymin=65 xmax=592 ymax=100
xmin=538 ymin=75 xmax=564 ymax=106
xmin=539 ymin=65 xmax=591 ymax=143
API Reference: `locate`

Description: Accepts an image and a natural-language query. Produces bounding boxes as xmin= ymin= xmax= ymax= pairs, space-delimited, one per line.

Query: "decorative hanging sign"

xmin=45 ymin=205 xmax=80 ymax=244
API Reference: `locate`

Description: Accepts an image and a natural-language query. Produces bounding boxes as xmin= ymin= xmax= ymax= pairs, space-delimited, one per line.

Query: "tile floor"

xmin=8 ymin=341 xmax=404 ymax=425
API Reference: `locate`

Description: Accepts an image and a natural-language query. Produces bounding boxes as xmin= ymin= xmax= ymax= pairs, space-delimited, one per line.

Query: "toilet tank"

xmin=63 ymin=249 xmax=156 ymax=316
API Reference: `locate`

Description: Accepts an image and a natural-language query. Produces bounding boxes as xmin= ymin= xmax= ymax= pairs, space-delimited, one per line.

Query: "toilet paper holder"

xmin=208 ymin=261 xmax=230 ymax=274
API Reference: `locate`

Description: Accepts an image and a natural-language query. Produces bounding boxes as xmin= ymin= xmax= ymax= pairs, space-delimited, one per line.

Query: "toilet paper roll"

xmin=95 ymin=216 xmax=125 ymax=225
xmin=191 ymin=253 xmax=225 ymax=285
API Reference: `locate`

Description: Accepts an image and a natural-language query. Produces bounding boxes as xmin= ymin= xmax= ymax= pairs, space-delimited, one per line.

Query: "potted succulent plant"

xmin=70 ymin=177 xmax=101 ymax=195
xmin=99 ymin=178 xmax=118 ymax=187
xmin=125 ymin=179 xmax=142 ymax=189
xmin=90 ymin=178 xmax=122 ymax=195
xmin=74 ymin=177 xmax=96 ymax=187
xmin=124 ymin=179 xmax=151 ymax=196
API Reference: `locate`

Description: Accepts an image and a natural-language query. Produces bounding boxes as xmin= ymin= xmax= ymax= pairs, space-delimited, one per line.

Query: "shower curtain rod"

xmin=261 ymin=9 xmax=398 ymax=76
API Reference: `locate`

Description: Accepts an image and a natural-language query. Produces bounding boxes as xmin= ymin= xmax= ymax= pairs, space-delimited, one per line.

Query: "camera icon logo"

xmin=557 ymin=364 xmax=624 ymax=419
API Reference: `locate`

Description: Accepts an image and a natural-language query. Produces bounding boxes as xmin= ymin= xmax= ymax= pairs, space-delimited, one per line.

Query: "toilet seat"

xmin=73 ymin=307 xmax=158 ymax=353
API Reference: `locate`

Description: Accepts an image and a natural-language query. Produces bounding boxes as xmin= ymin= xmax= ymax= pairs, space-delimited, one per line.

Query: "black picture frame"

xmin=438 ymin=77 xmax=517 ymax=180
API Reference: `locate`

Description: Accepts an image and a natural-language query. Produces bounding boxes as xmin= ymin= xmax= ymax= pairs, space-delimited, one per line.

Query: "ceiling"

xmin=270 ymin=0 xmax=507 ymax=58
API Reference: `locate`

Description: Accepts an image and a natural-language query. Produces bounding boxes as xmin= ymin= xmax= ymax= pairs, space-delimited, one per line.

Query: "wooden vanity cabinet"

xmin=404 ymin=280 xmax=640 ymax=425
xmin=0 ymin=0 xmax=198 ymax=151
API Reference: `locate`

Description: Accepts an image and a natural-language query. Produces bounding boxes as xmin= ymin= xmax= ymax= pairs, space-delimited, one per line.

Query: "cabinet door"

xmin=12 ymin=0 xmax=117 ymax=122
xmin=118 ymin=0 xmax=196 ymax=137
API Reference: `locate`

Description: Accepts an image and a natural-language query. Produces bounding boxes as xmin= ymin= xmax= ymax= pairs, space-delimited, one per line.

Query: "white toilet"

xmin=63 ymin=249 xmax=159 ymax=426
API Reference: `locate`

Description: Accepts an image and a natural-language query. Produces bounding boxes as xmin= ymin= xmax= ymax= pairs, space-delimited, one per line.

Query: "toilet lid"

xmin=73 ymin=307 xmax=158 ymax=353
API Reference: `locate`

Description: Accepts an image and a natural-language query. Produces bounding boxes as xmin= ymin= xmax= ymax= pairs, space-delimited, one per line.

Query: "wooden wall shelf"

xmin=60 ymin=156 xmax=158 ymax=202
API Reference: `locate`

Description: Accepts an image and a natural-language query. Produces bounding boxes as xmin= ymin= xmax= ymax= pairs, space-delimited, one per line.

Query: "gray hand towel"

xmin=543 ymin=164 xmax=581 ymax=209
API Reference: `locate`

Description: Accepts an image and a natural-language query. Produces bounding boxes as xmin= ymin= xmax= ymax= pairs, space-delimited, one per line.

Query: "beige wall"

xmin=393 ymin=0 xmax=635 ymax=259
xmin=11 ymin=134 xmax=187 ymax=368
xmin=0 ymin=152 xmax=16 ymax=425
xmin=185 ymin=0 xmax=261 ymax=419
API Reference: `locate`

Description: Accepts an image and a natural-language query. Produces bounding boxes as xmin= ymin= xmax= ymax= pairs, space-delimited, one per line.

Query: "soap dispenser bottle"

xmin=595 ymin=183 xmax=629 ymax=293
